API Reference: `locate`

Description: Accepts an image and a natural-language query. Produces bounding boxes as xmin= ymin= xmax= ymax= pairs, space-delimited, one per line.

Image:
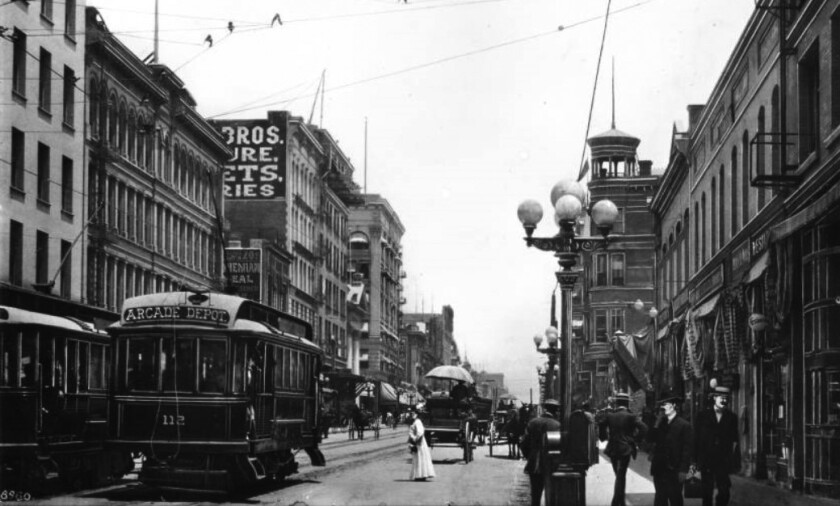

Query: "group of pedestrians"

xmin=599 ymin=384 xmax=740 ymax=506
xmin=520 ymin=383 xmax=740 ymax=506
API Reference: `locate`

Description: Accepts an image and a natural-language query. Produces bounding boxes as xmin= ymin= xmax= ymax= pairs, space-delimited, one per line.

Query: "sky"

xmin=87 ymin=0 xmax=756 ymax=402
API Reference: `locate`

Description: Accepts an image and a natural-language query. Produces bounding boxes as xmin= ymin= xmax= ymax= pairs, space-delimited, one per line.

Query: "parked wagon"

xmin=471 ymin=396 xmax=493 ymax=445
xmin=419 ymin=393 xmax=475 ymax=463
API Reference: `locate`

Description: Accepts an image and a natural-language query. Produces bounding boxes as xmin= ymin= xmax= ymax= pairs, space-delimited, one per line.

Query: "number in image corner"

xmin=0 ymin=490 xmax=32 ymax=502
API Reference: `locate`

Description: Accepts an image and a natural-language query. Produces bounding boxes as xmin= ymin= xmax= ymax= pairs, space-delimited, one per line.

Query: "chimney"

xmin=639 ymin=160 xmax=653 ymax=176
xmin=687 ymin=104 xmax=705 ymax=133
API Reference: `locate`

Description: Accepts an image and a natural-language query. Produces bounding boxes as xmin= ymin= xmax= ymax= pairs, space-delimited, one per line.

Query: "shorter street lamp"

xmin=533 ymin=326 xmax=563 ymax=403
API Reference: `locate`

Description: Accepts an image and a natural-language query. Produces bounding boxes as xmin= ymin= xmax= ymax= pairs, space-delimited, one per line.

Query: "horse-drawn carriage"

xmin=471 ymin=396 xmax=493 ymax=445
xmin=419 ymin=392 xmax=475 ymax=463
xmin=488 ymin=404 xmax=533 ymax=458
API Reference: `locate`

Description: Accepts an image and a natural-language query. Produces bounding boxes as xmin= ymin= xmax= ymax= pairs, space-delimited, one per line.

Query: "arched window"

xmin=89 ymin=78 xmax=100 ymax=138
xmin=136 ymin=114 xmax=145 ymax=168
xmin=118 ymin=100 xmax=127 ymax=154
xmin=127 ymin=108 xmax=136 ymax=160
xmin=711 ymin=177 xmax=717 ymax=254
xmin=108 ymin=91 xmax=118 ymax=146
xmin=742 ymin=130 xmax=750 ymax=226
xmin=757 ymin=106 xmax=767 ymax=209
xmin=730 ymin=146 xmax=739 ymax=237
xmin=694 ymin=202 xmax=700 ymax=273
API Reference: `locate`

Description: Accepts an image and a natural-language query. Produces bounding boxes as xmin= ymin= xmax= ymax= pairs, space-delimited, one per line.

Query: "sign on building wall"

xmin=225 ymin=248 xmax=262 ymax=302
xmin=219 ymin=120 xmax=286 ymax=199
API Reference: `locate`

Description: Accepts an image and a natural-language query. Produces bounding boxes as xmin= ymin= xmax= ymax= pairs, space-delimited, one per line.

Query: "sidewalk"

xmin=582 ymin=449 xmax=836 ymax=506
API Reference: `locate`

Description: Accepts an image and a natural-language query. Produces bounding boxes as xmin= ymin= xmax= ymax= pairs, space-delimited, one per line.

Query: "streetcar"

xmin=0 ymin=306 xmax=133 ymax=492
xmin=106 ymin=291 xmax=325 ymax=492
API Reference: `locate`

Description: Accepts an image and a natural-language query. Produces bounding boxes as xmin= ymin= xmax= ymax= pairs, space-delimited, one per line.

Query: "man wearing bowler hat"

xmin=520 ymin=398 xmax=562 ymax=506
xmin=648 ymin=391 xmax=692 ymax=506
xmin=694 ymin=383 xmax=739 ymax=506
xmin=598 ymin=392 xmax=648 ymax=506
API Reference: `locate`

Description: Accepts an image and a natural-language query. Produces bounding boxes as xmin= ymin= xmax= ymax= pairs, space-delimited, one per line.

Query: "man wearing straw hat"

xmin=694 ymin=381 xmax=739 ymax=506
xmin=648 ymin=390 xmax=692 ymax=506
xmin=598 ymin=392 xmax=648 ymax=506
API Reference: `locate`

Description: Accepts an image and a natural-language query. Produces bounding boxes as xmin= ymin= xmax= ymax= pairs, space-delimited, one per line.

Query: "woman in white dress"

xmin=408 ymin=405 xmax=435 ymax=481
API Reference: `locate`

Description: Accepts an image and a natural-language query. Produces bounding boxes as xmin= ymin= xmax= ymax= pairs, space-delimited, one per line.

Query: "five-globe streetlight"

xmin=517 ymin=180 xmax=618 ymax=424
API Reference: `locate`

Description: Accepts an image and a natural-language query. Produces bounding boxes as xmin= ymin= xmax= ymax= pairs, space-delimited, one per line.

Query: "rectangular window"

xmin=90 ymin=344 xmax=106 ymax=390
xmin=39 ymin=47 xmax=52 ymax=113
xmin=36 ymin=230 xmax=49 ymax=284
xmin=1 ymin=331 xmax=21 ymax=387
xmin=595 ymin=253 xmax=608 ymax=286
xmin=41 ymin=0 xmax=54 ymax=20
xmin=12 ymin=29 xmax=26 ymax=98
xmin=594 ymin=309 xmax=608 ymax=342
xmin=64 ymin=0 xmax=76 ymax=38
xmin=9 ymin=221 xmax=24 ymax=286
xmin=199 ymin=339 xmax=226 ymax=393
xmin=610 ymin=309 xmax=625 ymax=337
xmin=60 ymin=240 xmax=71 ymax=298
xmin=11 ymin=128 xmax=25 ymax=191
xmin=610 ymin=253 xmax=625 ymax=286
xmin=37 ymin=142 xmax=50 ymax=203
xmin=61 ymin=156 xmax=73 ymax=214
xmin=127 ymin=338 xmax=157 ymax=391
xmin=799 ymin=41 xmax=820 ymax=160
xmin=63 ymin=66 xmax=75 ymax=126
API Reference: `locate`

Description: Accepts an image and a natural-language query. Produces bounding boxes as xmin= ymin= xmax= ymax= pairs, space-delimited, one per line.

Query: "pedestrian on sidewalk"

xmin=648 ymin=391 xmax=692 ymax=506
xmin=519 ymin=398 xmax=562 ymax=506
xmin=597 ymin=392 xmax=648 ymax=506
xmin=407 ymin=404 xmax=435 ymax=481
xmin=694 ymin=383 xmax=739 ymax=506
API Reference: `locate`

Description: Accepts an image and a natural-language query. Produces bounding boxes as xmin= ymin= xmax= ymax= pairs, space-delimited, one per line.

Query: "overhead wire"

xmin=208 ymin=0 xmax=655 ymax=119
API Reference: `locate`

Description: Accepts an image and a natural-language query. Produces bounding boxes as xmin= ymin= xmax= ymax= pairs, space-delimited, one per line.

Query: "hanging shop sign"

xmin=751 ymin=229 xmax=771 ymax=258
xmin=690 ymin=264 xmax=724 ymax=305
xmin=731 ymin=241 xmax=751 ymax=274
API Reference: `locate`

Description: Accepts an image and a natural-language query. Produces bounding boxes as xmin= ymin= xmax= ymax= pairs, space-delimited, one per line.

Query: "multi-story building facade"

xmin=573 ymin=127 xmax=659 ymax=410
xmin=349 ymin=196 xmax=405 ymax=385
xmin=401 ymin=308 xmax=456 ymax=390
xmin=1 ymin=0 xmax=108 ymax=319
xmin=84 ymin=8 xmax=229 ymax=313
xmin=651 ymin=2 xmax=840 ymax=498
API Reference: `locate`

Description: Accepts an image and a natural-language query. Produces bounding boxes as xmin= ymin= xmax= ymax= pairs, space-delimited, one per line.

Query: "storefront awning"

xmin=380 ymin=382 xmax=398 ymax=403
xmin=771 ymin=183 xmax=840 ymax=241
xmin=657 ymin=322 xmax=671 ymax=340
xmin=693 ymin=293 xmax=720 ymax=319
xmin=743 ymin=251 xmax=770 ymax=285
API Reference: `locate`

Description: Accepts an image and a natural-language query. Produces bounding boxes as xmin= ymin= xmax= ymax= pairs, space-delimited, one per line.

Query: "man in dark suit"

xmin=694 ymin=385 xmax=739 ymax=506
xmin=520 ymin=399 xmax=562 ymax=506
xmin=648 ymin=391 xmax=692 ymax=506
xmin=598 ymin=392 xmax=648 ymax=506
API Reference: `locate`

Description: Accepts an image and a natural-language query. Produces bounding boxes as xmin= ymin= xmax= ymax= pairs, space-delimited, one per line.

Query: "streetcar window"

xmin=90 ymin=343 xmax=106 ymax=390
xmin=20 ymin=330 xmax=36 ymax=387
xmin=233 ymin=341 xmax=246 ymax=393
xmin=78 ymin=342 xmax=89 ymax=392
xmin=291 ymin=351 xmax=299 ymax=390
xmin=0 ymin=331 xmax=20 ymax=387
xmin=162 ymin=337 xmax=195 ymax=392
xmin=67 ymin=340 xmax=78 ymax=392
xmin=283 ymin=347 xmax=291 ymax=389
xmin=264 ymin=343 xmax=275 ymax=391
xmin=126 ymin=338 xmax=157 ymax=391
xmin=273 ymin=346 xmax=283 ymax=389
xmin=199 ymin=339 xmax=226 ymax=393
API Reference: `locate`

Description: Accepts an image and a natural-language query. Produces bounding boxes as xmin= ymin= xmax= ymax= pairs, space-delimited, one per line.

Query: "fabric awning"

xmin=657 ymin=322 xmax=671 ymax=340
xmin=743 ymin=251 xmax=770 ymax=284
xmin=693 ymin=293 xmax=720 ymax=318
xmin=772 ymin=183 xmax=840 ymax=241
xmin=611 ymin=339 xmax=652 ymax=391
xmin=379 ymin=382 xmax=398 ymax=403
xmin=347 ymin=283 xmax=365 ymax=304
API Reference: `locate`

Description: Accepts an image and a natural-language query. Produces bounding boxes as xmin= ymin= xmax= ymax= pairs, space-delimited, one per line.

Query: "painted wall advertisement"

xmin=225 ymin=248 xmax=262 ymax=302
xmin=219 ymin=119 xmax=286 ymax=200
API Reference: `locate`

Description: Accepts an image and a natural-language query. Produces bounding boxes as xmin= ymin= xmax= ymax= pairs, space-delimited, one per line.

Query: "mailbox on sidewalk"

xmin=542 ymin=410 xmax=599 ymax=506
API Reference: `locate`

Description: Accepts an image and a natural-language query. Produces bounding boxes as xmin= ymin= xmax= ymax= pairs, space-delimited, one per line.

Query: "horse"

xmin=349 ymin=406 xmax=375 ymax=440
xmin=499 ymin=409 xmax=526 ymax=458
